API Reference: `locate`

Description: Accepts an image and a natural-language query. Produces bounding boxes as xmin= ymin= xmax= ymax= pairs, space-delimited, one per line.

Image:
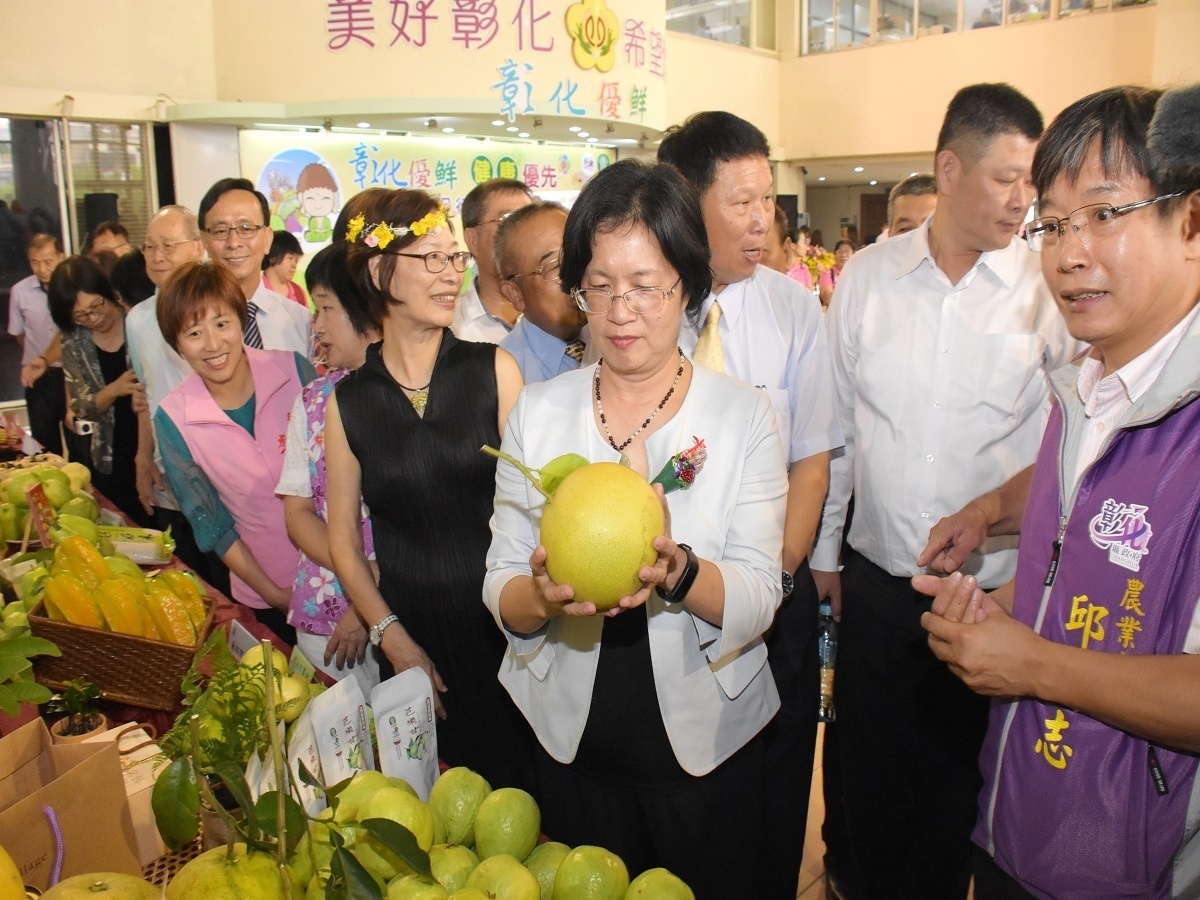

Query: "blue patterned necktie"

xmin=243 ymin=301 xmax=263 ymax=349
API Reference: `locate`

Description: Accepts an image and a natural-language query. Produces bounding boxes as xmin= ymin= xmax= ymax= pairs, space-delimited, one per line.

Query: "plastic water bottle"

xmin=818 ymin=598 xmax=838 ymax=722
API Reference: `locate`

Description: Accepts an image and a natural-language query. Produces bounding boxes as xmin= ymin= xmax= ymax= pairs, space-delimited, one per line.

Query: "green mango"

xmin=49 ymin=514 xmax=99 ymax=545
xmin=5 ymin=471 xmax=40 ymax=508
xmin=59 ymin=496 xmax=99 ymax=521
xmin=0 ymin=503 xmax=21 ymax=542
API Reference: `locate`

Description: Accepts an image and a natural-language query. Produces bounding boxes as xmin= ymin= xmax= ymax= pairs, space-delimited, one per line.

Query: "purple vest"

xmin=976 ymin=390 xmax=1200 ymax=899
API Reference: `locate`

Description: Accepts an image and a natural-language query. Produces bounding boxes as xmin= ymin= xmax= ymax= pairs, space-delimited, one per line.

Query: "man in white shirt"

xmin=810 ymin=84 xmax=1075 ymax=899
xmin=9 ymin=233 xmax=66 ymax=454
xmin=887 ymin=173 xmax=938 ymax=237
xmin=496 ymin=202 xmax=587 ymax=384
xmin=453 ymin=178 xmax=531 ymax=343
xmin=658 ymin=111 xmax=844 ymax=900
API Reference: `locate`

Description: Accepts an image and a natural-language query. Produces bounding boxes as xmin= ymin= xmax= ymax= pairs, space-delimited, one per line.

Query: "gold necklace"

xmin=594 ymin=348 xmax=685 ymax=452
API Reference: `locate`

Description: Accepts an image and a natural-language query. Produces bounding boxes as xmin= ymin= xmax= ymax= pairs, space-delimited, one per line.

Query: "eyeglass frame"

xmin=202 ymin=223 xmax=270 ymax=241
xmin=386 ymin=249 xmax=475 ymax=274
xmin=142 ymin=238 xmax=200 ymax=256
xmin=572 ymin=278 xmax=682 ymax=315
xmin=71 ymin=296 xmax=112 ymax=325
xmin=465 ymin=212 xmax=512 ymax=229
xmin=1025 ymin=192 xmax=1185 ymax=252
xmin=505 ymin=256 xmax=561 ymax=284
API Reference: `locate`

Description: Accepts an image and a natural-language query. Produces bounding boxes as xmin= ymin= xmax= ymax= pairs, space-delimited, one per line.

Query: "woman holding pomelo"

xmin=484 ymin=160 xmax=788 ymax=898
xmin=323 ymin=188 xmax=535 ymax=792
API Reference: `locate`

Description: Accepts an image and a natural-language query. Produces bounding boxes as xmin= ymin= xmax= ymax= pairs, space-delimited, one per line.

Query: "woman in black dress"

xmin=47 ymin=256 xmax=150 ymax=525
xmin=324 ymin=188 xmax=532 ymax=790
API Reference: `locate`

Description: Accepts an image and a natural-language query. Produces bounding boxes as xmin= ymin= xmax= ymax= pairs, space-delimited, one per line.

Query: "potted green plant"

xmin=46 ymin=677 xmax=107 ymax=743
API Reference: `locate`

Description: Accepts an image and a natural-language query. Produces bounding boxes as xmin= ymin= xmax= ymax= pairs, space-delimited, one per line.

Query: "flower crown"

xmin=344 ymin=207 xmax=448 ymax=250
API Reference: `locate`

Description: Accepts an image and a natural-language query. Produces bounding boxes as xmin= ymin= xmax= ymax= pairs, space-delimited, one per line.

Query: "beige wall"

xmin=0 ymin=0 xmax=218 ymax=120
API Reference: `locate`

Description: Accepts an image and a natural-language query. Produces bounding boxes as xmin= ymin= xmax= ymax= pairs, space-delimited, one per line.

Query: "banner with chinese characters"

xmin=313 ymin=0 xmax=666 ymax=127
xmin=239 ymin=129 xmax=615 ymax=253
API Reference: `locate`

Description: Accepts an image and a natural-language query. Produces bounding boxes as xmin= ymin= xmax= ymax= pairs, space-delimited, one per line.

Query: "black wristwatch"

xmin=657 ymin=543 xmax=699 ymax=604
xmin=782 ymin=570 xmax=795 ymax=598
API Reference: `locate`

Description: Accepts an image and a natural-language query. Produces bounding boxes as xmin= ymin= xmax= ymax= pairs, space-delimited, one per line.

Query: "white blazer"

xmin=484 ymin=364 xmax=788 ymax=776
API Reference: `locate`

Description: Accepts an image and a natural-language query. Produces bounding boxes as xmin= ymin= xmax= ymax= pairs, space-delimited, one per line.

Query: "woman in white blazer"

xmin=484 ymin=160 xmax=788 ymax=898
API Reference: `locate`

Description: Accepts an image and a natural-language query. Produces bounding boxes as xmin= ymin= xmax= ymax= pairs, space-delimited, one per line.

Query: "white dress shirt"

xmin=678 ymin=266 xmax=843 ymax=464
xmin=812 ymin=219 xmax=1077 ymax=589
xmin=1069 ymin=305 xmax=1199 ymax=496
xmin=452 ymin=281 xmax=512 ymax=344
xmin=484 ymin=364 xmax=787 ymax=776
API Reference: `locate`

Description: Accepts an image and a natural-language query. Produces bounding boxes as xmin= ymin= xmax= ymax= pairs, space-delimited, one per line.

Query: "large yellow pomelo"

xmin=40 ymin=872 xmax=159 ymax=899
xmin=0 ymin=845 xmax=23 ymax=900
xmin=540 ymin=463 xmax=663 ymax=610
xmin=166 ymin=843 xmax=301 ymax=899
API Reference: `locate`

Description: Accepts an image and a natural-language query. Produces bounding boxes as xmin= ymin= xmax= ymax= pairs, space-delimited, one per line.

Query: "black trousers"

xmin=534 ymin=729 xmax=766 ymax=900
xmin=834 ymin=549 xmax=990 ymax=900
xmin=972 ymin=846 xmax=1037 ymax=900
xmin=26 ymin=367 xmax=65 ymax=455
xmin=757 ymin=558 xmax=821 ymax=899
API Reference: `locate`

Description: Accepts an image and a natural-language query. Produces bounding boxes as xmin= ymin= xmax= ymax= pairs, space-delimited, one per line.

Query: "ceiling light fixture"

xmin=492 ymin=120 xmax=505 ymax=126
xmin=357 ymin=122 xmax=371 ymax=128
xmin=518 ymin=132 xmax=530 ymax=138
xmin=442 ymin=127 xmax=455 ymax=133
xmin=818 ymin=176 xmax=826 ymax=182
xmin=578 ymin=131 xmax=590 ymax=138
xmin=854 ymin=166 xmax=864 ymax=172
xmin=506 ymin=126 xmax=519 ymax=132
xmin=569 ymin=126 xmax=582 ymax=133
xmin=869 ymin=180 xmax=877 ymax=185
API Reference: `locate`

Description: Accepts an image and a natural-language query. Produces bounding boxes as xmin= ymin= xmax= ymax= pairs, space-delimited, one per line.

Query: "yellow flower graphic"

xmin=565 ymin=0 xmax=620 ymax=73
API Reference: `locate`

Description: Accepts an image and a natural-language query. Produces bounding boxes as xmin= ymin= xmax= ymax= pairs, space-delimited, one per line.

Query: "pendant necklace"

xmin=396 ymin=379 xmax=431 ymax=415
xmin=594 ymin=348 xmax=685 ymax=452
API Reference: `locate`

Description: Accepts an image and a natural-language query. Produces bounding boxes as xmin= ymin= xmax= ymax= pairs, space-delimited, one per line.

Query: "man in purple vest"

xmin=916 ymin=83 xmax=1200 ymax=899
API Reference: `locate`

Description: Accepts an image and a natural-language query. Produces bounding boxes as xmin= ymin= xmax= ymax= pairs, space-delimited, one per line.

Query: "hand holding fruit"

xmin=621 ymin=483 xmax=679 ymax=614
xmin=380 ymin=623 xmax=447 ymax=719
xmin=325 ymin=606 xmax=368 ymax=669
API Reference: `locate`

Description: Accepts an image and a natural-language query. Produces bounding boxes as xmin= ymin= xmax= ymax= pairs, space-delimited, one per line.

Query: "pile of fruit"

xmin=0 ymin=458 xmax=97 ymax=544
xmin=27 ymin=535 xmax=206 ymax=645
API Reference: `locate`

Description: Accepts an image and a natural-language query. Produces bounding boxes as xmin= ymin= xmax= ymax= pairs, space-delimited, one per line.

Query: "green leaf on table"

xmin=359 ymin=818 xmax=433 ymax=880
xmin=208 ymin=758 xmax=258 ymax=842
xmin=0 ymin=657 xmax=31 ymax=682
xmin=327 ymin=843 xmax=382 ymax=900
xmin=0 ymin=636 xmax=60 ymax=659
xmin=255 ymin=791 xmax=307 ymax=854
xmin=151 ymin=757 xmax=200 ymax=851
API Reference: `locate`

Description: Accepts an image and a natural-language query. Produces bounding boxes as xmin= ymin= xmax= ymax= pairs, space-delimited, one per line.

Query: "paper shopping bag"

xmin=0 ymin=719 xmax=141 ymax=889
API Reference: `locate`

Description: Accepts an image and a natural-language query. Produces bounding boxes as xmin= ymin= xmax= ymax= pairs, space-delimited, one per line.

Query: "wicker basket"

xmin=29 ymin=599 xmax=214 ymax=711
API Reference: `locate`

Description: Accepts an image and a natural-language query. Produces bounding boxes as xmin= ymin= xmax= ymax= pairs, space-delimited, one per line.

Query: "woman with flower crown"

xmin=324 ymin=188 xmax=535 ymax=791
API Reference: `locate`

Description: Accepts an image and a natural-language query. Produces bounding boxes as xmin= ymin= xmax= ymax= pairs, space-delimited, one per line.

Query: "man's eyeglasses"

xmin=142 ymin=238 xmax=199 ymax=256
xmin=506 ymin=257 xmax=561 ymax=285
xmin=466 ymin=213 xmax=512 ymax=229
xmin=203 ymin=223 xmax=269 ymax=241
xmin=572 ymin=279 xmax=681 ymax=315
xmin=388 ymin=250 xmax=474 ymax=274
xmin=72 ymin=298 xmax=109 ymax=325
xmin=1025 ymin=192 xmax=1184 ymax=252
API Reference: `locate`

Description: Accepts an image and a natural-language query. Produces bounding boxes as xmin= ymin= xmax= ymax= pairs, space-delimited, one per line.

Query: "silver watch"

xmin=369 ymin=614 xmax=398 ymax=646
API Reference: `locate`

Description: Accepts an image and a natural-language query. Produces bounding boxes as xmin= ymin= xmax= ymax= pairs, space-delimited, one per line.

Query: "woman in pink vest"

xmin=154 ymin=261 xmax=315 ymax=643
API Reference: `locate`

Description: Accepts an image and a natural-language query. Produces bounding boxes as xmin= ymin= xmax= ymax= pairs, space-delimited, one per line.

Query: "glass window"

xmin=0 ymin=117 xmax=64 ymax=403
xmin=665 ymin=0 xmax=752 ymax=47
xmin=67 ymin=120 xmax=154 ymax=249
xmin=878 ymin=0 xmax=915 ymax=40
xmin=1006 ymin=0 xmax=1050 ymax=22
xmin=808 ymin=0 xmax=835 ymax=51
xmin=837 ymin=0 xmax=871 ymax=47
xmin=964 ymin=0 xmax=1002 ymax=28
xmin=919 ymin=0 xmax=959 ymax=33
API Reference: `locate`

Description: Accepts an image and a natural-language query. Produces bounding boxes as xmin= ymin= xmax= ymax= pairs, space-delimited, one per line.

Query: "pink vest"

xmin=160 ymin=348 xmax=302 ymax=609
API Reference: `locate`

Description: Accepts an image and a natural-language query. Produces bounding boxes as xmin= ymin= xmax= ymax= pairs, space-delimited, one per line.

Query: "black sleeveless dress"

xmin=336 ymin=331 xmax=534 ymax=790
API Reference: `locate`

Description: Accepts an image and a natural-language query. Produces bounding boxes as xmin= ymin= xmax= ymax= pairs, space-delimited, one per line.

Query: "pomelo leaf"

xmin=255 ymin=791 xmax=307 ymax=853
xmin=0 ymin=657 xmax=31 ymax=682
xmin=151 ymin=756 xmax=200 ymax=850
xmin=327 ymin=842 xmax=381 ymax=900
xmin=537 ymin=453 xmax=590 ymax=496
xmin=298 ymin=757 xmax=326 ymax=792
xmin=360 ymin=817 xmax=433 ymax=880
xmin=0 ymin=636 xmax=60 ymax=659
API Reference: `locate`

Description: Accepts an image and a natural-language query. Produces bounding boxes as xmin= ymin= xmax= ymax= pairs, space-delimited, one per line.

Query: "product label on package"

xmin=311 ymin=676 xmax=375 ymax=788
xmin=287 ymin=705 xmax=327 ymax=817
xmin=371 ymin=668 xmax=438 ymax=800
